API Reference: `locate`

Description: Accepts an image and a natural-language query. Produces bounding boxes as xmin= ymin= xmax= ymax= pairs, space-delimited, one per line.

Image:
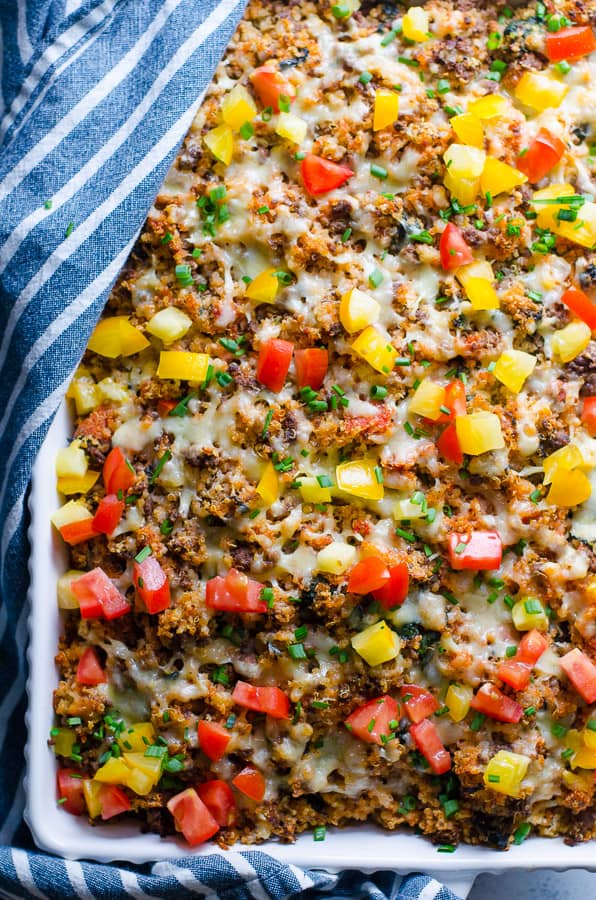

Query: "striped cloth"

xmin=0 ymin=1 xmax=464 ymax=897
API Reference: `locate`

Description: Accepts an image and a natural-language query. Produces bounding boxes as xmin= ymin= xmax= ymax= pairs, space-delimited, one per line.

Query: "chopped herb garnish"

xmin=311 ymin=700 xmax=329 ymax=709
xmin=436 ymin=79 xmax=450 ymax=94
xmin=313 ymin=826 xmax=327 ymax=841
xmin=65 ymin=222 xmax=74 ymax=238
xmin=135 ymin=546 xmax=152 ymax=564
xmin=368 ymin=268 xmax=383 ymax=288
xmin=160 ymin=518 xmax=173 ymax=536
xmin=513 ymin=822 xmax=531 ymax=845
xmin=359 ymin=71 xmax=373 ymax=84
xmin=370 ymin=163 xmax=388 ymax=180
xmin=410 ymin=230 xmax=434 ymax=244
xmin=288 ymin=643 xmax=307 ymax=660
xmin=437 ymin=844 xmax=456 ymax=853
xmin=470 ymin=712 xmax=485 ymax=732
xmin=150 ymin=449 xmax=171 ymax=483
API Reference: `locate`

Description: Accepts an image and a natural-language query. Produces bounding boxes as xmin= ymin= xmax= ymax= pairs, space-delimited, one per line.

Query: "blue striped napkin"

xmin=0 ymin=2 xmax=464 ymax=897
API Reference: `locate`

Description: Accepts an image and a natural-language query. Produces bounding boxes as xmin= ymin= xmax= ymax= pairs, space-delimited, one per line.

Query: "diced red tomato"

xmin=347 ymin=557 xmax=391 ymax=594
xmin=560 ymin=648 xmax=596 ymax=703
xmin=301 ymin=154 xmax=353 ymax=196
xmin=371 ymin=563 xmax=409 ymax=609
xmin=439 ymin=223 xmax=473 ymax=271
xmin=401 ymin=685 xmax=440 ymax=723
xmin=103 ymin=447 xmax=135 ymax=495
xmin=250 ymin=66 xmax=296 ymax=113
xmin=59 ymin=519 xmax=99 ymax=546
xmin=545 ymin=25 xmax=596 ymax=62
xmin=516 ymin=128 xmax=565 ymax=183
xmin=196 ymin=780 xmax=237 ymax=827
xmin=294 ymin=348 xmax=328 ymax=391
xmin=133 ymin=556 xmax=171 ymax=614
xmin=71 ymin=567 xmax=131 ymax=620
xmin=256 ymin=339 xmax=294 ymax=393
xmin=57 ymin=769 xmax=85 ymax=816
xmin=409 ymin=719 xmax=451 ymax=774
xmin=98 ymin=784 xmax=132 ymax=820
xmin=197 ymin=721 xmax=231 ymax=762
xmin=436 ymin=422 xmax=463 ymax=465
xmin=582 ymin=397 xmax=596 ymax=436
xmin=561 ymin=287 xmax=596 ymax=331
xmin=448 ymin=531 xmax=502 ymax=571
xmin=435 ymin=380 xmax=467 ymax=423
xmin=345 ymin=695 xmax=399 ymax=745
xmin=92 ymin=494 xmax=125 ymax=535
xmin=470 ymin=683 xmax=523 ymax=723
xmin=157 ymin=399 xmax=178 ymax=417
xmin=232 ymin=766 xmax=266 ymax=802
xmin=167 ymin=788 xmax=219 ymax=846
xmin=205 ymin=569 xmax=268 ymax=614
xmin=76 ymin=647 xmax=107 ymax=686
xmin=232 ymin=681 xmax=290 ymax=719
xmin=497 ymin=631 xmax=548 ymax=692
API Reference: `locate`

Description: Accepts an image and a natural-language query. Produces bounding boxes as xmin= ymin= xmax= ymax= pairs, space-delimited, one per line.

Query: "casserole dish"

xmin=25 ymin=402 xmax=596 ymax=899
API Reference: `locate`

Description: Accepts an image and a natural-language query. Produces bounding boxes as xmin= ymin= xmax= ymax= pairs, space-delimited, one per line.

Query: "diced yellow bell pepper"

xmin=445 ymin=684 xmax=473 ymax=723
xmin=393 ymin=498 xmax=428 ymax=520
xmin=583 ymin=725 xmax=596 ymax=750
xmin=53 ymin=728 xmax=76 ymax=757
xmin=552 ymin=321 xmax=591 ymax=363
xmin=531 ymin=183 xmax=575 ymax=229
xmin=125 ymin=768 xmax=155 ymax=796
xmin=543 ymin=444 xmax=585 ymax=486
xmin=340 ymin=288 xmax=380 ymax=333
xmin=256 ymin=462 xmax=279 ymax=506
xmin=443 ymin=144 xmax=486 ymax=205
xmin=94 ymin=757 xmax=130 ymax=785
xmin=122 ymin=752 xmax=163 ymax=782
xmin=373 ymin=89 xmax=399 ymax=131
xmin=51 ymin=500 xmax=93 ymax=531
xmin=70 ymin=381 xmax=101 ymax=415
xmin=57 ymin=570 xmax=86 ymax=609
xmin=493 ymin=349 xmax=537 ymax=393
xmin=316 ymin=541 xmax=358 ymax=575
xmin=571 ymin=746 xmax=596 ymax=770
xmin=87 ymin=317 xmax=150 ymax=359
xmin=351 ymin=620 xmax=401 ymax=667
xmin=565 ymin=729 xmax=584 ymax=752
xmin=299 ymin=476 xmax=332 ymax=504
xmin=562 ymin=769 xmax=593 ymax=790
xmin=531 ymin=186 xmax=596 ymax=251
xmin=456 ymin=260 xmax=499 ymax=310
xmin=204 ymin=124 xmax=234 ymax=165
xmin=97 ymin=378 xmax=129 ymax=404
xmin=351 ymin=326 xmax=398 ymax=375
xmin=511 ymin=598 xmax=549 ymax=632
xmin=547 ymin=468 xmax=592 ymax=507
xmin=57 ymin=471 xmax=100 ymax=496
xmin=409 ymin=379 xmax=446 ymax=420
xmin=401 ymin=6 xmax=430 ymax=42
xmin=117 ymin=722 xmax=156 ymax=753
xmin=82 ymin=779 xmax=102 ymax=818
xmin=56 ymin=440 xmax=88 ymax=479
xmin=468 ymin=95 xmax=508 ymax=120
xmin=450 ymin=113 xmax=484 ymax=149
xmin=480 ymin=157 xmax=527 ymax=197
xmin=556 ymin=202 xmax=596 ymax=249
xmin=245 ymin=268 xmax=279 ymax=304
xmin=156 ymin=351 xmax=210 ymax=382
xmin=515 ymin=71 xmax=568 ymax=111
xmin=146 ymin=308 xmax=192 ymax=344
xmin=221 ymin=85 xmax=257 ymax=131
xmin=336 ymin=459 xmax=384 ymax=500
xmin=455 ymin=412 xmax=505 ymax=455
xmin=275 ymin=112 xmax=307 ymax=143
xmin=483 ymin=750 xmax=530 ymax=797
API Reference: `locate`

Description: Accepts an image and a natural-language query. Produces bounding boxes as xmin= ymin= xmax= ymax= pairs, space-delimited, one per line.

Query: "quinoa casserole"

xmin=49 ymin=0 xmax=596 ymax=852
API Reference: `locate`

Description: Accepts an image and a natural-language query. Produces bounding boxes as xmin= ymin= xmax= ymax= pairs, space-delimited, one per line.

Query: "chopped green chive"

xmin=135 ymin=546 xmax=152 ymax=564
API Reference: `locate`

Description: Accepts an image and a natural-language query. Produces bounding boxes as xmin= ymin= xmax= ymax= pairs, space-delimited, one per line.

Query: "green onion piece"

xmin=470 ymin=712 xmax=485 ymax=732
xmin=513 ymin=822 xmax=531 ymax=845
xmin=437 ymin=844 xmax=456 ymax=853
xmin=150 ymin=449 xmax=172 ymax=483
xmin=294 ymin=625 xmax=308 ymax=641
xmin=240 ymin=121 xmax=254 ymax=140
xmin=262 ymin=408 xmax=274 ymax=437
xmin=505 ymin=645 xmax=517 ymax=658
xmin=341 ymin=227 xmax=352 ymax=242
xmin=313 ymin=826 xmax=327 ymax=841
xmin=368 ymin=268 xmax=383 ymax=288
xmin=370 ymin=385 xmax=387 ymax=399
xmin=410 ymin=230 xmax=434 ymax=244
xmin=370 ymin=163 xmax=388 ymax=180
xmin=135 ymin=546 xmax=152 ymax=564
xmin=359 ymin=71 xmax=373 ymax=84
xmin=288 ymin=643 xmax=307 ymax=660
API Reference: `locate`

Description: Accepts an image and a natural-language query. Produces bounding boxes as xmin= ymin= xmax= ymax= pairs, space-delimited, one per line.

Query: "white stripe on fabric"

xmin=0 ymin=602 xmax=29 ymax=753
xmin=0 ymin=0 xmax=242 ymax=383
xmin=0 ymin=0 xmax=120 ymax=143
xmin=65 ymin=0 xmax=87 ymax=15
xmin=0 ymin=772 xmax=24 ymax=845
xmin=0 ymin=0 xmax=185 ymax=203
xmin=64 ymin=860 xmax=90 ymax=900
xmin=10 ymin=849 xmax=46 ymax=900
xmin=119 ymin=869 xmax=156 ymax=900
xmin=0 ymin=22 xmax=4 ymax=117
xmin=287 ymin=864 xmax=317 ymax=892
xmin=16 ymin=0 xmax=34 ymax=65
xmin=225 ymin=855 xmax=270 ymax=900
xmin=419 ymin=880 xmax=443 ymax=900
xmin=149 ymin=863 xmax=212 ymax=896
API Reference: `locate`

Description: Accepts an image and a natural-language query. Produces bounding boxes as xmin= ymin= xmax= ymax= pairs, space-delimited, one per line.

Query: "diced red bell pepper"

xmin=250 ymin=66 xmax=295 ymax=113
xmin=436 ymin=422 xmax=463 ymax=465
xmin=582 ymin=397 xmax=596 ymax=436
xmin=92 ymin=494 xmax=125 ymax=535
xmin=560 ymin=648 xmax=596 ymax=703
xmin=76 ymin=647 xmax=107 ymax=686
xmin=256 ymin=339 xmax=294 ymax=393
xmin=545 ymin=25 xmax=596 ymax=62
xmin=371 ymin=562 xmax=409 ymax=609
xmin=103 ymin=447 xmax=135 ymax=495
xmin=409 ymin=719 xmax=451 ymax=774
xmin=401 ymin=684 xmax=440 ymax=723
xmin=347 ymin=556 xmax=391 ymax=594
xmin=196 ymin=780 xmax=237 ymax=827
xmin=435 ymin=380 xmax=467 ymax=423
xmin=561 ymin=287 xmax=596 ymax=331
xmin=133 ymin=556 xmax=171 ymax=614
xmin=497 ymin=630 xmax=548 ymax=692
xmin=232 ymin=681 xmax=290 ymax=719
xmin=448 ymin=531 xmax=502 ymax=571
xmin=197 ymin=721 xmax=231 ymax=762
xmin=301 ymin=154 xmax=353 ymax=196
xmin=98 ymin=784 xmax=132 ymax=820
xmin=167 ymin=788 xmax=219 ymax=846
xmin=516 ymin=128 xmax=565 ymax=183
xmin=71 ymin=567 xmax=131 ymax=620
xmin=157 ymin=399 xmax=178 ymax=417
xmin=59 ymin=518 xmax=100 ymax=546
xmin=205 ymin=569 xmax=268 ymax=613
xmin=294 ymin=348 xmax=329 ymax=391
xmin=470 ymin=683 xmax=523 ymax=723
xmin=57 ymin=769 xmax=86 ymax=816
xmin=232 ymin=766 xmax=266 ymax=802
xmin=345 ymin=695 xmax=399 ymax=745
xmin=439 ymin=223 xmax=474 ymax=271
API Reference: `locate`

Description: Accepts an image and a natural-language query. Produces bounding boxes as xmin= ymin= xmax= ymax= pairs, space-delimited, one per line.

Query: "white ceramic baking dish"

xmin=25 ymin=400 xmax=596 ymax=898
